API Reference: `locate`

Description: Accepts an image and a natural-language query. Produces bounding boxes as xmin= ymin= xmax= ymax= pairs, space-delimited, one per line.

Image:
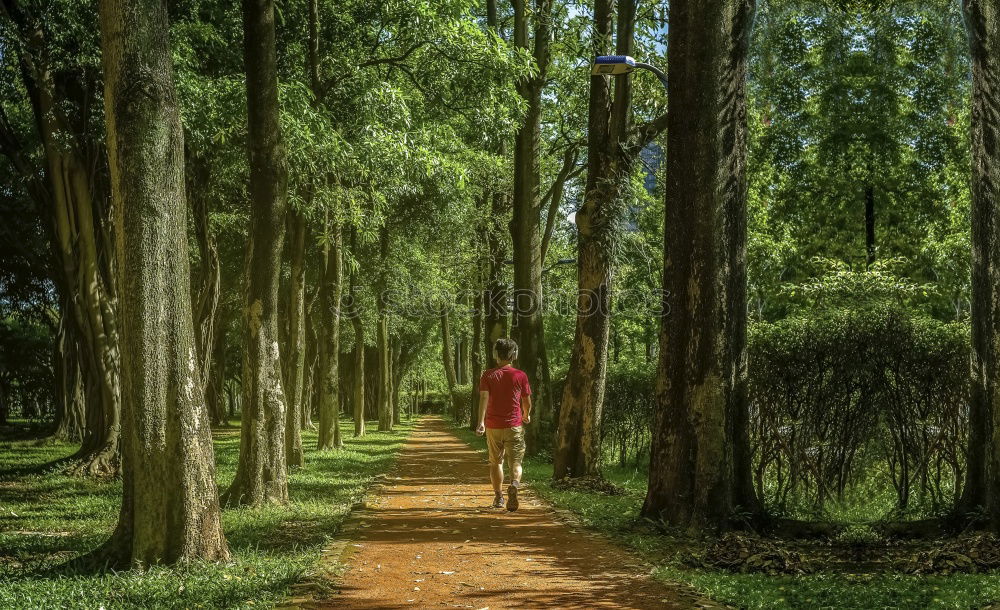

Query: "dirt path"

xmin=316 ymin=416 xmax=717 ymax=609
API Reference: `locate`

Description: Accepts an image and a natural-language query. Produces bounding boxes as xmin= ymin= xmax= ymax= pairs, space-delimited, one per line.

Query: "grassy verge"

xmin=0 ymin=417 xmax=416 ymax=609
xmin=450 ymin=423 xmax=1000 ymax=610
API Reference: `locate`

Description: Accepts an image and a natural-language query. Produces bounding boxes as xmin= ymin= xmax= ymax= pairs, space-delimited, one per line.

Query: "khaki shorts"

xmin=486 ymin=426 xmax=526 ymax=469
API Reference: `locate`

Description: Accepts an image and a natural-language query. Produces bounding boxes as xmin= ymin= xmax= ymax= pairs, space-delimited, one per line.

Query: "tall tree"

xmin=349 ymin=228 xmax=366 ymax=437
xmin=376 ymin=229 xmax=393 ymax=432
xmin=641 ymin=0 xmax=761 ymax=529
xmin=94 ymin=0 xmax=228 ymax=565
xmin=511 ymin=0 xmax=554 ymax=451
xmin=317 ymin=213 xmax=344 ymax=450
xmin=284 ymin=209 xmax=306 ymax=465
xmin=0 ymin=0 xmax=122 ymax=476
xmin=189 ymin=156 xmax=224 ymax=426
xmin=225 ymin=0 xmax=289 ymax=506
xmin=482 ymin=0 xmax=510 ymax=364
xmin=959 ymin=0 xmax=1000 ymax=527
xmin=554 ymin=0 xmax=667 ymax=479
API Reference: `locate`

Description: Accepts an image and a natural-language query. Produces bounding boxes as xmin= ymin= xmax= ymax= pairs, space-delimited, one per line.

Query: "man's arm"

xmin=521 ymin=395 xmax=532 ymax=424
xmin=476 ymin=390 xmax=489 ymax=435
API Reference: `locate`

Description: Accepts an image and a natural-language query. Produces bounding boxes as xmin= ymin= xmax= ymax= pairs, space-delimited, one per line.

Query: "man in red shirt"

xmin=475 ymin=338 xmax=532 ymax=511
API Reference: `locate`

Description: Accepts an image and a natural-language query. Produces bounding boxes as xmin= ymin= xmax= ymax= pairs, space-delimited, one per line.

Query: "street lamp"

xmin=592 ymin=55 xmax=668 ymax=94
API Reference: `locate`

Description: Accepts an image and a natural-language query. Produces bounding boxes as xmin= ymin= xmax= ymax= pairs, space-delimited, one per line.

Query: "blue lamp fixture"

xmin=592 ymin=55 xmax=636 ymax=75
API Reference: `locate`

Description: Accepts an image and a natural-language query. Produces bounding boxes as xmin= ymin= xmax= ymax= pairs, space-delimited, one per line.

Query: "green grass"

xmin=0 ymin=417 xmax=416 ymax=609
xmin=450 ymin=423 xmax=1000 ymax=610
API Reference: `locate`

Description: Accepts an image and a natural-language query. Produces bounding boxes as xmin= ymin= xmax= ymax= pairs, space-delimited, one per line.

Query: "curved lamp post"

xmin=592 ymin=55 xmax=668 ymax=94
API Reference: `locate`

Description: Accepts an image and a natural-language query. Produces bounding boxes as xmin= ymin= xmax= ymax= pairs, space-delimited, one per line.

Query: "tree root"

xmin=64 ymin=448 xmax=119 ymax=477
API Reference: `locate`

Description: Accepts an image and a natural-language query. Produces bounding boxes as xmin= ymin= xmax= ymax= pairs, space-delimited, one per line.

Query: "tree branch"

xmin=541 ymin=146 xmax=583 ymax=261
xmin=357 ymin=40 xmax=430 ymax=69
xmin=628 ymin=110 xmax=668 ymax=157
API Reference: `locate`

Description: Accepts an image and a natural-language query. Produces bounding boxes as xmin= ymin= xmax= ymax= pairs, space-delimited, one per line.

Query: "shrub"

xmin=748 ymin=305 xmax=968 ymax=519
xmin=599 ymin=364 xmax=656 ymax=467
xmin=449 ymin=384 xmax=473 ymax=425
xmin=549 ymin=363 xmax=656 ymax=469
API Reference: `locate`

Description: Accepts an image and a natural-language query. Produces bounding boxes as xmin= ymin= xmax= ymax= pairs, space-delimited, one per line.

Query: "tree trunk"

xmin=352 ymin=316 xmax=366 ymax=436
xmin=960 ymin=0 xmax=1000 ymax=528
xmin=470 ymin=289 xmax=484 ymax=431
xmin=318 ymin=215 xmax=344 ymax=450
xmin=388 ymin=340 xmax=397 ymax=425
xmin=511 ymin=0 xmax=554 ymax=454
xmin=52 ymin=311 xmax=86 ymax=441
xmin=0 ymin=379 xmax=8 ymax=427
xmin=640 ymin=0 xmax=761 ymax=530
xmin=374 ymin=229 xmax=392 ymax=432
xmin=460 ymin=334 xmax=471 ymax=386
xmin=225 ymin=0 xmax=289 ymax=506
xmin=554 ymin=0 xmax=665 ymax=479
xmin=440 ymin=308 xmax=460 ymax=420
xmin=94 ymin=0 xmax=229 ymax=564
xmin=303 ymin=296 xmax=319 ymax=430
xmin=441 ymin=309 xmax=458 ymax=390
xmin=376 ymin=309 xmax=392 ymax=431
xmin=348 ymin=233 xmax=366 ymax=437
xmin=205 ymin=317 xmax=227 ymax=426
xmin=190 ymin=156 xmax=221 ymax=408
xmin=554 ymin=0 xmax=618 ymax=480
xmin=284 ymin=209 xmax=306 ymax=465
xmin=2 ymin=2 xmax=121 ymax=473
xmin=483 ymin=2 xmax=509 ymax=363
xmin=865 ymin=184 xmax=876 ymax=268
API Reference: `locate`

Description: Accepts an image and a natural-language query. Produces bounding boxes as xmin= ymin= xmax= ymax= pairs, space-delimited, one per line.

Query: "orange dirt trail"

xmin=318 ymin=416 xmax=716 ymax=609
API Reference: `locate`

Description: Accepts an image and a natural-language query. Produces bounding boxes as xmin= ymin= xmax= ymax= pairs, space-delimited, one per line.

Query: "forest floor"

xmin=0 ymin=417 xmax=415 ymax=609
xmin=299 ymin=416 xmax=720 ymax=609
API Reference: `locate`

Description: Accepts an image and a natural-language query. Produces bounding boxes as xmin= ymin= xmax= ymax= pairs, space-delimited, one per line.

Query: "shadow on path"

xmin=304 ymin=416 xmax=719 ymax=609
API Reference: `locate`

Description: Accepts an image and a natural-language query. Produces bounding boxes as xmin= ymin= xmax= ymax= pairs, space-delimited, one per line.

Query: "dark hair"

xmin=493 ymin=338 xmax=518 ymax=362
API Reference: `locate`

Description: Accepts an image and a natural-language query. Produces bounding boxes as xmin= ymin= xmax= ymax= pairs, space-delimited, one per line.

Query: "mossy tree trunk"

xmin=470 ymin=289 xmax=484 ymax=431
xmin=483 ymin=0 xmax=509 ymax=362
xmin=640 ymin=0 xmax=761 ymax=530
xmin=348 ymin=228 xmax=366 ymax=437
xmin=317 ymin=213 xmax=344 ymax=450
xmin=511 ymin=0 xmax=553 ymax=454
xmin=960 ymin=0 xmax=1000 ymax=528
xmin=189 ymin=156 xmax=223 ymax=426
xmin=284 ymin=208 xmax=306 ymax=465
xmin=2 ymin=2 xmax=122 ymax=476
xmin=225 ymin=0 xmax=289 ymax=506
xmin=555 ymin=0 xmax=667 ymax=479
xmin=95 ymin=0 xmax=229 ymax=565
xmin=374 ymin=228 xmax=392 ymax=432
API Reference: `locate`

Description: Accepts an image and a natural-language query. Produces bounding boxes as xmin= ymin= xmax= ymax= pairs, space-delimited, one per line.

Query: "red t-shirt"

xmin=479 ymin=366 xmax=531 ymax=429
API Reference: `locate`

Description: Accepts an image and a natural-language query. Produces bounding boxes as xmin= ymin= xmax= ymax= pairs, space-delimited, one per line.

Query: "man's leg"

xmin=486 ymin=429 xmax=506 ymax=507
xmin=490 ymin=461 xmax=504 ymax=493
xmin=506 ymin=426 xmax=526 ymax=512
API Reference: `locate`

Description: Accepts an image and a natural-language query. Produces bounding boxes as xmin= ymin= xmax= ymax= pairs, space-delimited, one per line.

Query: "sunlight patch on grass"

xmin=0 ymin=417 xmax=417 ymax=609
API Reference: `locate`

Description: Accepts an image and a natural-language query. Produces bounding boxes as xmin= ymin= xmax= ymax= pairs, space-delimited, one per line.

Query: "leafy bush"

xmin=749 ymin=305 xmax=968 ymax=520
xmin=550 ymin=363 xmax=656 ymax=468
xmin=599 ymin=363 xmax=656 ymax=467
xmin=449 ymin=384 xmax=473 ymax=425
